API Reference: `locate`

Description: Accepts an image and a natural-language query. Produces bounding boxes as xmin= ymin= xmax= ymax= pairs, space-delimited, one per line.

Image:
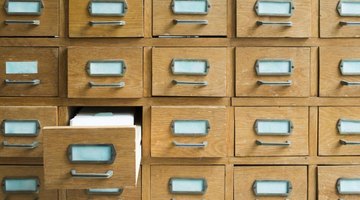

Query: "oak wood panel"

xmin=67 ymin=47 xmax=143 ymax=98
xmin=320 ymin=47 xmax=360 ymax=97
xmin=66 ymin=171 xmax=142 ymax=200
xmin=0 ymin=166 xmax=58 ymax=200
xmin=151 ymin=165 xmax=225 ymax=200
xmin=235 ymin=107 xmax=309 ymax=157
xmin=319 ymin=107 xmax=360 ymax=156
xmin=43 ymin=126 xmax=138 ymax=189
xmin=236 ymin=0 xmax=312 ymax=38
xmin=0 ymin=47 xmax=59 ymax=97
xmin=153 ymin=0 xmax=227 ymax=36
xmin=236 ymin=47 xmax=311 ymax=97
xmin=0 ymin=106 xmax=57 ymax=158
xmin=318 ymin=166 xmax=360 ymax=199
xmin=69 ymin=0 xmax=143 ymax=37
xmin=320 ymin=0 xmax=360 ymax=38
xmin=0 ymin=0 xmax=59 ymax=36
xmin=234 ymin=166 xmax=308 ymax=200
xmin=151 ymin=106 xmax=228 ymax=157
xmin=152 ymin=47 xmax=227 ymax=97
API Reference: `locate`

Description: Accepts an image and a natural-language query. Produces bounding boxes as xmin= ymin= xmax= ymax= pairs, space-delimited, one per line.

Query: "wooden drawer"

xmin=319 ymin=107 xmax=360 ymax=156
xmin=236 ymin=47 xmax=311 ymax=97
xmin=320 ymin=47 xmax=360 ymax=97
xmin=235 ymin=107 xmax=309 ymax=157
xmin=67 ymin=47 xmax=143 ymax=98
xmin=0 ymin=106 xmax=57 ymax=158
xmin=152 ymin=47 xmax=227 ymax=97
xmin=318 ymin=166 xmax=360 ymax=199
xmin=0 ymin=0 xmax=58 ymax=36
xmin=151 ymin=106 xmax=228 ymax=158
xmin=0 ymin=166 xmax=58 ymax=200
xmin=0 ymin=47 xmax=58 ymax=97
xmin=151 ymin=165 xmax=225 ymax=200
xmin=69 ymin=0 xmax=143 ymax=37
xmin=43 ymin=126 xmax=141 ymax=189
xmin=153 ymin=0 xmax=227 ymax=36
xmin=236 ymin=0 xmax=311 ymax=38
xmin=234 ymin=166 xmax=307 ymax=199
xmin=321 ymin=0 xmax=360 ymax=38
xmin=66 ymin=170 xmax=141 ymax=200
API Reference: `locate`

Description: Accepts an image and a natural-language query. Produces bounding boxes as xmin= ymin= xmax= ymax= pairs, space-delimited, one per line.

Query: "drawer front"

xmin=321 ymin=0 xmax=360 ymax=37
xmin=153 ymin=0 xmax=227 ymax=36
xmin=0 ymin=47 xmax=59 ymax=97
xmin=69 ymin=0 xmax=143 ymax=37
xmin=234 ymin=166 xmax=307 ymax=199
xmin=152 ymin=47 xmax=227 ymax=97
xmin=236 ymin=0 xmax=311 ymax=37
xmin=319 ymin=107 xmax=360 ymax=156
xmin=236 ymin=47 xmax=311 ymax=97
xmin=43 ymin=127 xmax=138 ymax=189
xmin=0 ymin=0 xmax=58 ymax=36
xmin=318 ymin=166 xmax=360 ymax=199
xmin=151 ymin=165 xmax=225 ymax=200
xmin=67 ymin=47 xmax=143 ymax=98
xmin=320 ymin=47 xmax=360 ymax=97
xmin=151 ymin=106 xmax=228 ymax=158
xmin=67 ymin=171 xmax=142 ymax=200
xmin=0 ymin=166 xmax=58 ymax=200
xmin=0 ymin=106 xmax=57 ymax=158
xmin=235 ymin=107 xmax=309 ymax=157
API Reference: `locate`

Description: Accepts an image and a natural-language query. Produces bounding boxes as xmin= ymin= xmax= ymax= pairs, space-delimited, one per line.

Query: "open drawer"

xmin=43 ymin=107 xmax=142 ymax=189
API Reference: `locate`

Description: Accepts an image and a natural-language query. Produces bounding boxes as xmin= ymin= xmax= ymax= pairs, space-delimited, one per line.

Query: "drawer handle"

xmin=255 ymin=140 xmax=291 ymax=146
xmin=70 ymin=169 xmax=113 ymax=179
xmin=340 ymin=139 xmax=360 ymax=145
xmin=340 ymin=80 xmax=360 ymax=86
xmin=172 ymin=80 xmax=208 ymax=86
xmin=89 ymin=81 xmax=125 ymax=88
xmin=257 ymin=80 xmax=292 ymax=86
xmin=2 ymin=141 xmax=39 ymax=149
xmin=89 ymin=21 xmax=126 ymax=26
xmin=173 ymin=19 xmax=208 ymax=25
xmin=5 ymin=79 xmax=40 ymax=85
xmin=4 ymin=20 xmax=40 ymax=25
xmin=86 ymin=188 xmax=123 ymax=195
xmin=173 ymin=141 xmax=208 ymax=148
xmin=256 ymin=21 xmax=293 ymax=26
xmin=340 ymin=21 xmax=360 ymax=26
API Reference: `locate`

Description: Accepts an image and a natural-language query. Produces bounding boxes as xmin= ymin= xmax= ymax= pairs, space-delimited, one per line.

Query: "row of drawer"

xmin=4 ymin=106 xmax=360 ymax=159
xmin=5 ymin=46 xmax=360 ymax=97
xmin=4 ymin=165 xmax=360 ymax=199
xmin=1 ymin=0 xmax=360 ymax=38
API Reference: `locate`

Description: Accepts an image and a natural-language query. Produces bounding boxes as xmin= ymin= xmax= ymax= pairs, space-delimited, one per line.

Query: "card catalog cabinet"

xmin=1 ymin=0 xmax=360 ymax=199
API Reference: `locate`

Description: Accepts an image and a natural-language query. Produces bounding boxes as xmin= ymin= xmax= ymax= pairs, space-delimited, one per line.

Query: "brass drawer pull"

xmin=89 ymin=21 xmax=126 ymax=26
xmin=5 ymin=79 xmax=40 ymax=85
xmin=89 ymin=81 xmax=125 ymax=88
xmin=2 ymin=141 xmax=39 ymax=149
xmin=256 ymin=21 xmax=293 ymax=26
xmin=257 ymin=80 xmax=292 ymax=86
xmin=339 ymin=21 xmax=360 ymax=26
xmin=255 ymin=140 xmax=291 ymax=146
xmin=5 ymin=20 xmax=40 ymax=25
xmin=340 ymin=80 xmax=360 ymax=86
xmin=172 ymin=80 xmax=208 ymax=86
xmin=70 ymin=169 xmax=113 ymax=179
xmin=173 ymin=141 xmax=208 ymax=148
xmin=340 ymin=139 xmax=360 ymax=145
xmin=173 ymin=19 xmax=208 ymax=25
